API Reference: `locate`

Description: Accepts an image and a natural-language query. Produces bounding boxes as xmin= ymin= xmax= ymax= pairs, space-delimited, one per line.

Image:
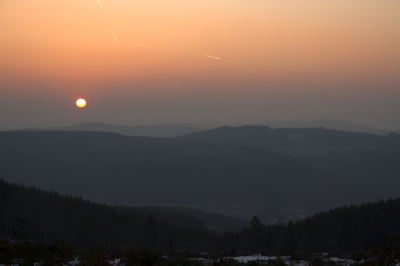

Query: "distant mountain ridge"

xmin=263 ymin=119 xmax=390 ymax=135
xmin=9 ymin=119 xmax=395 ymax=137
xmin=59 ymin=122 xmax=208 ymax=137
xmin=12 ymin=122 xmax=215 ymax=138
xmin=9 ymin=119 xmax=396 ymax=137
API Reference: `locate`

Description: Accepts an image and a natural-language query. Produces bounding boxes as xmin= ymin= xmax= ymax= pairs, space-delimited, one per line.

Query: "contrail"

xmin=202 ymin=54 xmax=222 ymax=60
xmin=97 ymin=0 xmax=103 ymax=9
xmin=110 ymin=29 xmax=119 ymax=44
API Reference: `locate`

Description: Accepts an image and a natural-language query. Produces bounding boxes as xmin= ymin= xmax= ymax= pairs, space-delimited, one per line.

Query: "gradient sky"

xmin=1 ymin=0 xmax=399 ymax=130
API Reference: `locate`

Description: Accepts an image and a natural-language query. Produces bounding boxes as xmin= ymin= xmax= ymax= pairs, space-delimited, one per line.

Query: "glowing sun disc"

xmin=76 ymin=99 xmax=86 ymax=108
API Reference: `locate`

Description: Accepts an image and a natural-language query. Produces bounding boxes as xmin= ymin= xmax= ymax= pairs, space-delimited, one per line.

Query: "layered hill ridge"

xmin=60 ymin=122 xmax=208 ymax=137
xmin=9 ymin=119 xmax=396 ymax=137
xmin=0 ymin=127 xmax=399 ymax=219
xmin=11 ymin=122 xmax=214 ymax=138
xmin=264 ymin=119 xmax=390 ymax=135
xmin=181 ymin=125 xmax=383 ymax=148
xmin=0 ymin=131 xmax=329 ymax=212
xmin=181 ymin=125 xmax=383 ymax=156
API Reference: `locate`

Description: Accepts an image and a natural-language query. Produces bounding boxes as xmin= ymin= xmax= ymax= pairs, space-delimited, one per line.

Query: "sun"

xmin=76 ymin=99 xmax=86 ymax=108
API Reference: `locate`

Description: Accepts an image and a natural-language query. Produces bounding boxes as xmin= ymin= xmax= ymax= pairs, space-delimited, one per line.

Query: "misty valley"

xmin=0 ymin=126 xmax=399 ymax=265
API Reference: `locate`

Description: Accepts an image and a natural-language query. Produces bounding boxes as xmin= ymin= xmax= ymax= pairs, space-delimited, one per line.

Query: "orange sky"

xmin=0 ymin=0 xmax=399 ymax=129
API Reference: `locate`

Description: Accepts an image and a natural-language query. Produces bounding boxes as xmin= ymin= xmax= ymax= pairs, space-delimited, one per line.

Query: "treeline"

xmin=218 ymin=199 xmax=400 ymax=254
xmin=137 ymin=206 xmax=249 ymax=233
xmin=2 ymin=179 xmax=400 ymax=254
xmin=0 ymin=180 xmax=218 ymax=249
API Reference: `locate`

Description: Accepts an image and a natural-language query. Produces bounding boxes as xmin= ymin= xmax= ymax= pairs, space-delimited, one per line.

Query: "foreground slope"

xmin=225 ymin=198 xmax=400 ymax=252
xmin=0 ymin=180 xmax=216 ymax=248
xmin=2 ymin=179 xmax=399 ymax=254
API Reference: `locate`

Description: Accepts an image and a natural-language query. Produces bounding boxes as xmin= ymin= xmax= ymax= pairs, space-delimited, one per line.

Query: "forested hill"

xmin=181 ymin=125 xmax=383 ymax=152
xmin=0 ymin=180 xmax=218 ymax=249
xmin=0 ymin=131 xmax=334 ymax=212
xmin=226 ymin=198 xmax=400 ymax=253
xmin=1 ymin=179 xmax=399 ymax=253
xmin=1 ymin=130 xmax=399 ymax=217
xmin=144 ymin=206 xmax=249 ymax=233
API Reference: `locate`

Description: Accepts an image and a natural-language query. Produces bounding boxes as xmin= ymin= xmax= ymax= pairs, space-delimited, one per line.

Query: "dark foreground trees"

xmin=360 ymin=234 xmax=400 ymax=266
xmin=1 ymin=235 xmax=399 ymax=266
xmin=2 ymin=179 xmax=400 ymax=256
xmin=0 ymin=179 xmax=217 ymax=249
xmin=223 ymin=199 xmax=400 ymax=253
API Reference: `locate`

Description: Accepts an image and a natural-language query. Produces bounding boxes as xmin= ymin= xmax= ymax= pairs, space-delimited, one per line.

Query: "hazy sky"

xmin=1 ymin=0 xmax=399 ymax=130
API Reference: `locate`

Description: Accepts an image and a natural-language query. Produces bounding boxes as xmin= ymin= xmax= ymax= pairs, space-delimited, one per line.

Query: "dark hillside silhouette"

xmin=0 ymin=130 xmax=399 ymax=216
xmin=144 ymin=206 xmax=249 ymax=232
xmin=14 ymin=122 xmax=215 ymax=137
xmin=0 ymin=180 xmax=216 ymax=248
xmin=181 ymin=125 xmax=383 ymax=151
xmin=300 ymin=132 xmax=400 ymax=198
xmin=0 ymin=131 xmax=335 ymax=212
xmin=2 ymin=179 xmax=399 ymax=254
xmin=59 ymin=122 xmax=208 ymax=137
xmin=264 ymin=119 xmax=390 ymax=135
xmin=224 ymin=198 xmax=400 ymax=253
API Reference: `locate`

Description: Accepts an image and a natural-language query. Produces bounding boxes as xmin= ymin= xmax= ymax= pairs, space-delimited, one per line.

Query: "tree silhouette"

xmin=143 ymin=215 xmax=159 ymax=249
